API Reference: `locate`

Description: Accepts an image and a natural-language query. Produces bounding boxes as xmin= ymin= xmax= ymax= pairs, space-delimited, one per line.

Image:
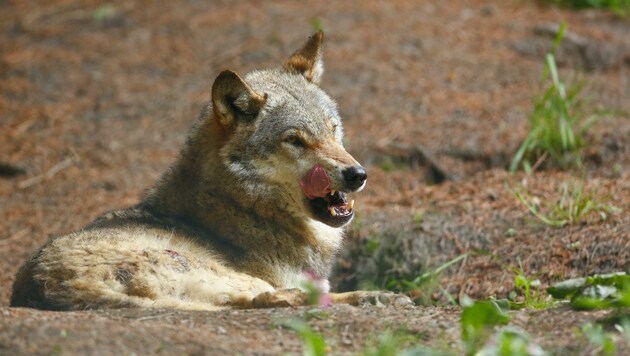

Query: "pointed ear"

xmin=284 ymin=31 xmax=324 ymax=85
xmin=211 ymin=70 xmax=266 ymax=129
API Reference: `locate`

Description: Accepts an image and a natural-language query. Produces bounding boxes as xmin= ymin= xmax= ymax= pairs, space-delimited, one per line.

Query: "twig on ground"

xmin=134 ymin=312 xmax=176 ymax=322
xmin=530 ymin=151 xmax=549 ymax=173
xmin=0 ymin=228 xmax=31 ymax=246
xmin=18 ymin=158 xmax=74 ymax=189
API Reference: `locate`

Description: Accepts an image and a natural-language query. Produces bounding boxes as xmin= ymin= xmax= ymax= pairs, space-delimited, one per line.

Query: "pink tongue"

xmin=300 ymin=164 xmax=331 ymax=199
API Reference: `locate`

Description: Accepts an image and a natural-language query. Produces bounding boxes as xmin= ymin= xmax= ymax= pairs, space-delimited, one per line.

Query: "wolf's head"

xmin=209 ymin=32 xmax=366 ymax=228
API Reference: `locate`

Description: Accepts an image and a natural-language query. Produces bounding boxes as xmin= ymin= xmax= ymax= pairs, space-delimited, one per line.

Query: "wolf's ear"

xmin=212 ymin=70 xmax=266 ymax=129
xmin=284 ymin=31 xmax=324 ymax=85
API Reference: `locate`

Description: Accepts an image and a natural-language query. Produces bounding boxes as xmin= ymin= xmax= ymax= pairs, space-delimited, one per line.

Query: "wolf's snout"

xmin=342 ymin=166 xmax=367 ymax=191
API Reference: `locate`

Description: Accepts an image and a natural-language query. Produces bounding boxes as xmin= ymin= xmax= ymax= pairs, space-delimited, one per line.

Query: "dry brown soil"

xmin=1 ymin=0 xmax=629 ymax=354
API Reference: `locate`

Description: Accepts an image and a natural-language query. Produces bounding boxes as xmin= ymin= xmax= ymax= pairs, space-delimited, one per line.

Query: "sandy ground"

xmin=1 ymin=0 xmax=629 ymax=354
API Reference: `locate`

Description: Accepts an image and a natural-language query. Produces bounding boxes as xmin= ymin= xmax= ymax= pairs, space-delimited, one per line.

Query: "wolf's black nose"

xmin=342 ymin=166 xmax=367 ymax=190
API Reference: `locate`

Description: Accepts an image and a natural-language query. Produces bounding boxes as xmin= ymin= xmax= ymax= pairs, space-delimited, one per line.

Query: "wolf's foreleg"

xmin=249 ymin=289 xmax=413 ymax=308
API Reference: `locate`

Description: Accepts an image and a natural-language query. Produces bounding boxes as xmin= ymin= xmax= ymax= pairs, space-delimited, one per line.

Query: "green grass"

xmin=281 ymin=319 xmax=328 ymax=356
xmin=460 ymin=297 xmax=511 ymax=355
xmin=511 ymin=266 xmax=556 ymax=309
xmin=280 ymin=317 xmax=446 ymax=355
xmin=513 ymin=179 xmax=620 ymax=228
xmin=363 ymin=330 xmax=405 ymax=356
xmin=476 ymin=326 xmax=545 ymax=356
xmin=362 ymin=329 xmax=442 ymax=356
xmin=510 ymin=22 xmax=601 ymax=172
xmin=621 ymin=319 xmax=630 ymax=346
xmin=387 ymin=253 xmax=467 ymax=306
xmin=545 ymin=0 xmax=630 ymax=15
xmin=310 ymin=17 xmax=324 ymax=32
xmin=283 ymin=295 xmax=550 ymax=355
xmin=284 ymin=271 xmax=627 ymax=355
xmin=92 ymin=4 xmax=117 ymax=22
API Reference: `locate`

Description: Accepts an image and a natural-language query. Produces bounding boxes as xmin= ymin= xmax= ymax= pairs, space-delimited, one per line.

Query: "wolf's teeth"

xmin=348 ymin=200 xmax=355 ymax=210
xmin=329 ymin=207 xmax=336 ymax=216
xmin=330 ymin=190 xmax=336 ymax=196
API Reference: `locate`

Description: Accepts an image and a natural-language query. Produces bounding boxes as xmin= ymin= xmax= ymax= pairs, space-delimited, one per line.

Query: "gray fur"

xmin=9 ymin=32 xmax=409 ymax=311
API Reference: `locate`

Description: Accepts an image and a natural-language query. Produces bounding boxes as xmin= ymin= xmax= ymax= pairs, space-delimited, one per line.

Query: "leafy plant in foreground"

xmin=284 ymin=295 xmax=551 ymax=355
xmin=476 ymin=326 xmax=546 ymax=356
xmin=460 ymin=296 xmax=511 ymax=355
xmin=620 ymin=318 xmax=630 ymax=346
xmin=581 ymin=323 xmax=617 ymax=356
xmin=283 ymin=320 xmax=448 ymax=356
xmin=549 ymin=273 xmax=630 ymax=353
xmin=510 ymin=22 xmax=600 ymax=172
xmin=363 ymin=329 xmax=446 ymax=356
xmin=281 ymin=319 xmax=328 ymax=356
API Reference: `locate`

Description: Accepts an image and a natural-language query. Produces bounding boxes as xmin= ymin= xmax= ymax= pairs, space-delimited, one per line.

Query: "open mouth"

xmin=300 ymin=164 xmax=355 ymax=227
xmin=307 ymin=190 xmax=354 ymax=227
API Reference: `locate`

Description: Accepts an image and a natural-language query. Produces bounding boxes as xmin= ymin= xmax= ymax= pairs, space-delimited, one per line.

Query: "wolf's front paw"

xmin=340 ymin=291 xmax=414 ymax=308
xmin=252 ymin=288 xmax=308 ymax=308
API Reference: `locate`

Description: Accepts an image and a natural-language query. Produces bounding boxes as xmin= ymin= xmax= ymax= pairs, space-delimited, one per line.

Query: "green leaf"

xmin=549 ymin=272 xmax=630 ymax=310
xmin=548 ymin=277 xmax=586 ymax=298
xmin=582 ymin=323 xmax=616 ymax=356
xmin=476 ymin=327 xmax=545 ymax=356
xmin=461 ymin=298 xmax=511 ymax=355
xmin=282 ymin=319 xmax=328 ymax=356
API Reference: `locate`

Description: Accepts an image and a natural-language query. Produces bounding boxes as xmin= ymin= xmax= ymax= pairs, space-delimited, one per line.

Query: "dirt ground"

xmin=1 ymin=0 xmax=629 ymax=354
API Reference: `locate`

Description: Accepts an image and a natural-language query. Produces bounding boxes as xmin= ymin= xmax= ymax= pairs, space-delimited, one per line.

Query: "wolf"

xmin=10 ymin=32 xmax=412 ymax=311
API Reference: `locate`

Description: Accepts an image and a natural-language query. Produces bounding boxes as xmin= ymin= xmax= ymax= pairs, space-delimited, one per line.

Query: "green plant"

xmin=513 ymin=179 xmax=620 ymax=228
xmin=387 ymin=253 xmax=467 ymax=305
xmin=285 ymin=295 xmax=555 ymax=355
xmin=51 ymin=344 xmax=64 ymax=356
xmin=352 ymin=211 xmax=364 ymax=230
xmin=284 ymin=320 xmax=448 ymax=356
xmin=413 ymin=209 xmax=426 ymax=226
xmin=281 ymin=319 xmax=328 ymax=356
xmin=379 ymin=157 xmax=409 ymax=172
xmin=364 ymin=329 xmax=400 ymax=356
xmin=92 ymin=4 xmax=118 ymax=23
xmin=510 ymin=22 xmax=600 ymax=172
xmin=311 ymin=17 xmax=324 ymax=32
xmin=582 ymin=323 xmax=617 ymax=355
xmin=362 ymin=327 xmax=452 ymax=356
xmin=363 ymin=329 xmax=429 ymax=356
xmin=460 ymin=296 xmax=511 ymax=355
xmin=476 ymin=327 xmax=546 ymax=356
xmin=549 ymin=273 xmax=630 ymax=353
xmin=548 ymin=272 xmax=630 ymax=310
xmin=511 ymin=266 xmax=555 ymax=309
xmin=545 ymin=0 xmax=630 ymax=15
xmin=620 ymin=318 xmax=630 ymax=346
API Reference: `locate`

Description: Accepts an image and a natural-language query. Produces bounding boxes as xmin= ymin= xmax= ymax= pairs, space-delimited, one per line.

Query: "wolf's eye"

xmin=284 ymin=135 xmax=305 ymax=148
